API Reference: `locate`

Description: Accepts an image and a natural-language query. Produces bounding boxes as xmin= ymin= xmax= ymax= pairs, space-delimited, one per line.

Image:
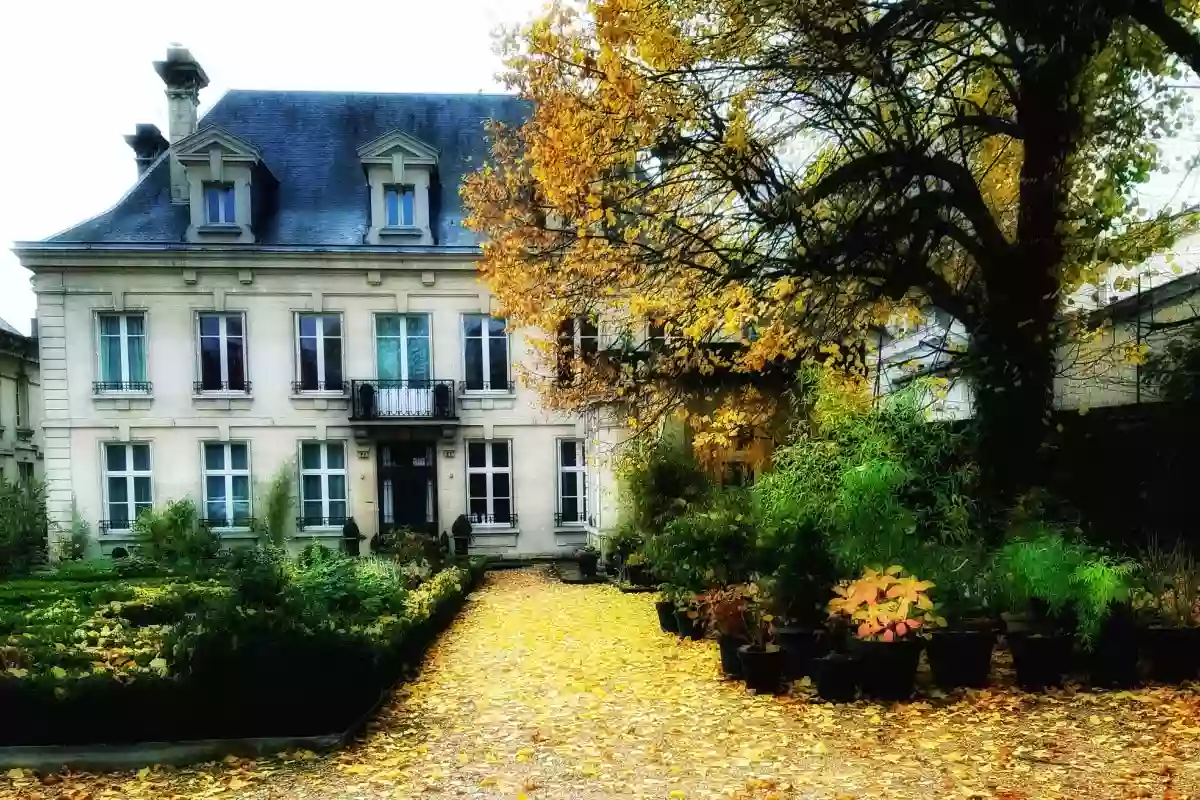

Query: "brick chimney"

xmin=153 ymin=44 xmax=209 ymax=203
xmin=124 ymin=124 xmax=169 ymax=178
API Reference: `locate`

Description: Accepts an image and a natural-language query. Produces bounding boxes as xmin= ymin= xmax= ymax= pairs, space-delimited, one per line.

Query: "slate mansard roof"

xmin=49 ymin=90 xmax=529 ymax=248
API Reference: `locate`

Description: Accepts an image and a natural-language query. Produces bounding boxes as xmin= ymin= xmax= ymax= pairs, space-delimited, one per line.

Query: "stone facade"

xmin=0 ymin=322 xmax=40 ymax=485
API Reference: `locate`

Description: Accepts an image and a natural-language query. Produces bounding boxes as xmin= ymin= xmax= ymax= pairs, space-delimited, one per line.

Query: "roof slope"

xmin=49 ymin=90 xmax=529 ymax=247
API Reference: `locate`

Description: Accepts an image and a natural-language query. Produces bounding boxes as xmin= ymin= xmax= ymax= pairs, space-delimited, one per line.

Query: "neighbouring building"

xmin=13 ymin=46 xmax=624 ymax=558
xmin=0 ymin=318 xmax=40 ymax=485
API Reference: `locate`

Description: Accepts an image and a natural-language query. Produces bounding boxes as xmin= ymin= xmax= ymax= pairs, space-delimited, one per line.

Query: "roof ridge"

xmin=220 ymin=88 xmax=521 ymax=99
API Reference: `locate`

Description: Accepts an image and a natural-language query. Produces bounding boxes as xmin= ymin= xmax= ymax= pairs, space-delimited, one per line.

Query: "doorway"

xmin=377 ymin=442 xmax=437 ymax=535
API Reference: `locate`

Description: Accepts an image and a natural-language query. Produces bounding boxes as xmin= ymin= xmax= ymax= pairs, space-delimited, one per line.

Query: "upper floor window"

xmin=103 ymin=442 xmax=152 ymax=531
xmin=14 ymin=378 xmax=28 ymax=431
xmin=203 ymin=182 xmax=236 ymax=225
xmin=96 ymin=313 xmax=149 ymax=393
xmin=464 ymin=314 xmax=509 ymax=392
xmin=197 ymin=313 xmax=248 ymax=393
xmin=295 ymin=313 xmax=344 ymax=392
xmin=203 ymin=442 xmax=251 ymax=528
xmin=384 ymin=186 xmax=415 ymax=227
xmin=376 ymin=314 xmax=430 ymax=381
xmin=557 ymin=316 xmax=599 ymax=382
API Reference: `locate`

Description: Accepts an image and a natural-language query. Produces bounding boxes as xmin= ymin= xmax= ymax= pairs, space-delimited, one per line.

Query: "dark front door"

xmin=378 ymin=443 xmax=437 ymax=535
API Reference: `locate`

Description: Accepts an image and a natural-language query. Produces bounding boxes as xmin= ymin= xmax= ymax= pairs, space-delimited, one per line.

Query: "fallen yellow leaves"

xmin=5 ymin=569 xmax=1200 ymax=799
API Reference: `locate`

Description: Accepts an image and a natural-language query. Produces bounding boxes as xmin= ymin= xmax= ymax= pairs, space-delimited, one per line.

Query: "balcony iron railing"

xmin=93 ymin=381 xmax=153 ymax=394
xmin=194 ymin=380 xmax=252 ymax=394
xmin=350 ymin=379 xmax=456 ymax=420
xmin=468 ymin=512 xmax=518 ymax=528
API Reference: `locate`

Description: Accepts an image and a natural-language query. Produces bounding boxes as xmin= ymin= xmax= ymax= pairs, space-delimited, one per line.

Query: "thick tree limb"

xmin=1131 ymin=0 xmax=1200 ymax=78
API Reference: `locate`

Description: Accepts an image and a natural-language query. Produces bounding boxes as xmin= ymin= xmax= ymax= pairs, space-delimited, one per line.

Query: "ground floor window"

xmin=299 ymin=441 xmax=347 ymax=527
xmin=104 ymin=443 xmax=152 ymax=530
xmin=556 ymin=439 xmax=587 ymax=525
xmin=466 ymin=440 xmax=513 ymax=525
xmin=202 ymin=442 xmax=251 ymax=527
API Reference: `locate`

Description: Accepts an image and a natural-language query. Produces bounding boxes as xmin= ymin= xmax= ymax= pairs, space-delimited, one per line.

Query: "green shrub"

xmin=132 ymin=499 xmax=219 ymax=566
xmin=54 ymin=505 xmax=91 ymax=562
xmin=0 ymin=480 xmax=49 ymax=576
xmin=251 ymin=463 xmax=295 ymax=546
xmin=643 ymin=487 xmax=758 ymax=592
xmin=617 ymin=438 xmax=711 ymax=537
xmin=228 ymin=546 xmax=289 ymax=607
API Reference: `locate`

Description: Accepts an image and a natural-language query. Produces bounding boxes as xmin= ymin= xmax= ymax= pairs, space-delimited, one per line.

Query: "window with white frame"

xmin=466 ymin=440 xmax=513 ymax=525
xmin=15 ymin=378 xmax=28 ymax=430
xmin=556 ymin=316 xmax=599 ymax=382
xmin=197 ymin=313 xmax=248 ymax=392
xmin=96 ymin=313 xmax=149 ymax=392
xmin=375 ymin=314 xmax=431 ymax=382
xmin=203 ymin=182 xmax=236 ymax=224
xmin=295 ymin=313 xmax=344 ymax=392
xmin=17 ymin=462 xmax=33 ymax=485
xmin=202 ymin=442 xmax=251 ymax=527
xmin=299 ymin=441 xmax=348 ymax=527
xmin=384 ymin=185 xmax=415 ymax=227
xmin=463 ymin=315 xmax=509 ymax=391
xmin=556 ymin=439 xmax=587 ymax=525
xmin=103 ymin=443 xmax=152 ymax=530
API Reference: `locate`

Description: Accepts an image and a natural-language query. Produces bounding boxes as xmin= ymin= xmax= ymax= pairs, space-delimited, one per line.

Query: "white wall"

xmin=32 ymin=255 xmax=598 ymax=557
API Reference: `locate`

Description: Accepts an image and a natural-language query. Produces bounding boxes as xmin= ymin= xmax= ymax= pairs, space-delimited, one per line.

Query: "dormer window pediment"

xmin=358 ymin=130 xmax=438 ymax=246
xmin=176 ymin=126 xmax=273 ymax=243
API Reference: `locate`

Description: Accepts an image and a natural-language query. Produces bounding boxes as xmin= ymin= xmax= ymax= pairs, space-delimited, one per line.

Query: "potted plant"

xmin=625 ymin=552 xmax=650 ymax=587
xmin=766 ymin=522 xmax=836 ymax=680
xmin=736 ymin=582 xmax=784 ymax=693
xmin=925 ymin=552 xmax=998 ymax=689
xmin=672 ymin=587 xmax=704 ymax=640
xmin=654 ymin=587 xmax=680 ymax=634
xmin=451 ymin=514 xmax=472 ymax=558
xmin=1074 ymin=556 xmax=1139 ymax=688
xmin=698 ymin=584 xmax=750 ymax=677
xmin=576 ymin=544 xmax=600 ymax=578
xmin=1137 ymin=538 xmax=1200 ymax=683
xmin=827 ymin=565 xmax=944 ymax=701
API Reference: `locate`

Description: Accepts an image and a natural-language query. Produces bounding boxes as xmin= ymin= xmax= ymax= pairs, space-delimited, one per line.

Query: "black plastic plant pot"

xmin=718 ymin=635 xmax=748 ymax=678
xmin=738 ymin=644 xmax=784 ymax=694
xmin=578 ymin=552 xmax=599 ymax=578
xmin=927 ymin=629 xmax=996 ymax=689
xmin=1006 ymin=631 xmax=1073 ymax=690
xmin=850 ymin=638 xmax=924 ymax=700
xmin=1143 ymin=626 xmax=1200 ymax=683
xmin=626 ymin=564 xmax=647 ymax=586
xmin=655 ymin=601 xmax=679 ymax=634
xmin=812 ymin=652 xmax=859 ymax=702
xmin=1086 ymin=614 xmax=1139 ymax=688
xmin=675 ymin=609 xmax=703 ymax=639
xmin=774 ymin=625 xmax=826 ymax=679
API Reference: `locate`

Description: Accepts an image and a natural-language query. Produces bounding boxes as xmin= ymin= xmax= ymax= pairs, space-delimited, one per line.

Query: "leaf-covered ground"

xmin=6 ymin=568 xmax=1200 ymax=799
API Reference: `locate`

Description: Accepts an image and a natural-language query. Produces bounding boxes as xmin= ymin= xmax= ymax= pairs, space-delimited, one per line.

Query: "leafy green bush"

xmin=228 ymin=546 xmax=289 ymax=607
xmin=643 ymin=487 xmax=758 ymax=592
xmin=617 ymin=438 xmax=711 ymax=537
xmin=0 ymin=480 xmax=48 ymax=577
xmin=132 ymin=499 xmax=220 ymax=566
xmin=251 ymin=463 xmax=295 ymax=546
xmin=54 ymin=505 xmax=91 ymax=562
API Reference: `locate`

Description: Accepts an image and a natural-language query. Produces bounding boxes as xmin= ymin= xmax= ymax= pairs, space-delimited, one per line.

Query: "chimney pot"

xmin=124 ymin=123 xmax=169 ymax=178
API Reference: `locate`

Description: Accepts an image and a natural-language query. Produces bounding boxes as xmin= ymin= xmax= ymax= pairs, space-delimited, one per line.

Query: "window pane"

xmin=322 ymin=315 xmax=341 ymax=337
xmin=463 ymin=315 xmax=483 ymax=337
xmin=406 ymin=315 xmax=429 ymax=337
xmin=560 ymin=440 xmax=577 ymax=467
xmin=232 ymin=501 xmax=251 ymax=524
xmin=126 ymin=334 xmax=147 ymax=383
xmin=299 ymin=337 xmax=319 ymax=389
xmin=468 ymin=473 xmax=487 ymax=499
xmin=326 ymin=442 xmax=346 ymax=470
xmin=465 ymin=338 xmax=483 ymax=389
xmin=204 ymin=443 xmax=225 ymax=471
xmin=100 ymin=333 xmax=122 ymax=383
xmin=230 ymin=444 xmax=248 ymax=471
xmin=488 ymin=317 xmax=507 ymax=336
xmin=200 ymin=336 xmax=222 ymax=388
xmin=199 ymin=315 xmax=220 ymax=337
xmin=227 ymin=337 xmax=245 ymax=389
xmin=407 ymin=335 xmax=430 ymax=382
xmin=561 ymin=471 xmax=578 ymax=498
xmin=562 ymin=496 xmax=579 ymax=520
xmin=302 ymin=475 xmax=323 ymax=502
xmin=109 ymin=502 xmax=129 ymax=528
xmin=302 ymin=500 xmax=324 ymax=523
xmin=323 ymin=336 xmax=343 ymax=387
xmin=493 ymin=472 xmax=511 ymax=500
xmin=132 ymin=445 xmax=150 ymax=472
xmin=299 ymin=315 xmax=317 ymax=337
xmin=108 ymin=476 xmax=128 ymax=504
xmin=223 ymin=186 xmax=236 ymax=222
xmin=469 ymin=498 xmax=488 ymax=517
xmin=206 ymin=500 xmax=228 ymax=526
xmin=105 ymin=444 xmax=126 ymax=473
xmin=327 ymin=474 xmax=346 ymax=501
xmin=401 ymin=188 xmax=414 ymax=225
xmin=99 ymin=315 xmax=121 ymax=336
xmin=492 ymin=498 xmax=511 ymax=523
xmin=301 ymin=443 xmax=322 ymax=470
xmin=488 ymin=335 xmax=508 ymax=389
xmin=206 ymin=475 xmax=227 ymax=502
xmin=226 ymin=315 xmax=242 ymax=337
xmin=376 ymin=314 xmax=402 ymax=337
xmin=467 ymin=442 xmax=486 ymax=467
xmin=231 ymin=475 xmax=250 ymax=502
xmin=377 ymin=336 xmax=402 ymax=381
xmin=328 ymin=500 xmax=347 ymax=522
xmin=491 ymin=442 xmax=509 ymax=468
xmin=206 ymin=187 xmax=221 ymax=222
xmin=133 ymin=476 xmax=152 ymax=504
xmin=386 ymin=188 xmax=399 ymax=226
xmin=126 ymin=315 xmax=145 ymax=337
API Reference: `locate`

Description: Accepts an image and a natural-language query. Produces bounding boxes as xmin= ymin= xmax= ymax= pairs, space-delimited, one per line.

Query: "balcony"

xmin=350 ymin=379 xmax=457 ymax=421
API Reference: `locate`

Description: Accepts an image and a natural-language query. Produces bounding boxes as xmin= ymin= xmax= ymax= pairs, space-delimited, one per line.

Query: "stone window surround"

xmin=358 ymin=130 xmax=438 ymax=246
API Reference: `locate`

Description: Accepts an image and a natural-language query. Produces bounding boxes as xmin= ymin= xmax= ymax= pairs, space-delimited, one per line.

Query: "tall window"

xmin=463 ymin=315 xmax=509 ymax=391
xmin=204 ymin=182 xmax=236 ymax=224
xmin=384 ymin=185 xmax=415 ymax=227
xmin=97 ymin=313 xmax=148 ymax=391
xmin=203 ymin=442 xmax=251 ymax=527
xmin=197 ymin=313 xmax=247 ymax=392
xmin=295 ymin=313 xmax=344 ymax=392
xmin=466 ymin=440 xmax=513 ymax=525
xmin=17 ymin=462 xmax=33 ymax=485
xmin=14 ymin=378 xmax=28 ymax=429
xmin=376 ymin=314 xmax=430 ymax=381
xmin=299 ymin=441 xmax=347 ymax=527
xmin=557 ymin=439 xmax=587 ymax=525
xmin=104 ymin=443 xmax=152 ymax=530
xmin=557 ymin=316 xmax=599 ymax=382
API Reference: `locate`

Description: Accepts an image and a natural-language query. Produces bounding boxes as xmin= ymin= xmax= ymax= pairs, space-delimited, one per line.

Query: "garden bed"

xmin=0 ymin=554 xmax=488 ymax=759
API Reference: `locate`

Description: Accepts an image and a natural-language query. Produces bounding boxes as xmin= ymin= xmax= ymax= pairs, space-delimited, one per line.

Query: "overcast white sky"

xmin=2 ymin=2 xmax=1199 ymax=336
xmin=0 ymin=0 xmax=543 ymax=334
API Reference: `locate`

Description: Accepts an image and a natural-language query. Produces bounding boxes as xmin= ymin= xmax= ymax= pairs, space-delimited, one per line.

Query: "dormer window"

xmin=384 ymin=185 xmax=415 ymax=228
xmin=204 ymin=182 xmax=236 ymax=225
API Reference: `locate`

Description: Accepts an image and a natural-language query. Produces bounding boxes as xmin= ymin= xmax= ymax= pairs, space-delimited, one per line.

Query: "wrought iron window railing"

xmin=93 ymin=381 xmax=153 ymax=394
xmin=468 ymin=512 xmax=518 ymax=527
xmin=295 ymin=515 xmax=349 ymax=530
xmin=193 ymin=380 xmax=252 ymax=394
xmin=350 ymin=379 xmax=457 ymax=419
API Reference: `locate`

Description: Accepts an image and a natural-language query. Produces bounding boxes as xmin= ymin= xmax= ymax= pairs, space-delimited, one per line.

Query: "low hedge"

xmin=0 ymin=560 xmax=486 ymax=746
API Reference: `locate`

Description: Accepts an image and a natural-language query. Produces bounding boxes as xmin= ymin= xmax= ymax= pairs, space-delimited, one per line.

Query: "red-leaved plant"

xmin=827 ymin=566 xmax=946 ymax=641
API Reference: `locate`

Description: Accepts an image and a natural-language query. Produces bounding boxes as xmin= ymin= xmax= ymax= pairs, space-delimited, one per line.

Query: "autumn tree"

xmin=464 ymin=0 xmax=1200 ymax=498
